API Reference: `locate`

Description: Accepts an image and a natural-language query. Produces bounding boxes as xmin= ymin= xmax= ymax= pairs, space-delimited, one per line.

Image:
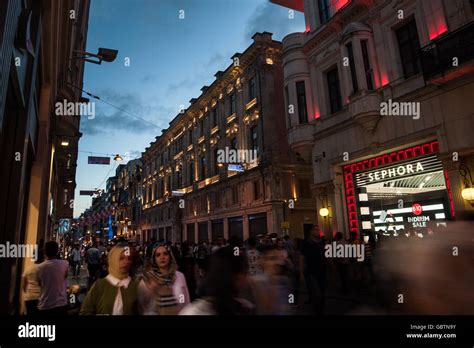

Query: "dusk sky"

xmin=74 ymin=0 xmax=305 ymax=217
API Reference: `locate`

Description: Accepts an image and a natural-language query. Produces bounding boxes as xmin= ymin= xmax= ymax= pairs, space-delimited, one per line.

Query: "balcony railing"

xmin=420 ymin=21 xmax=474 ymax=81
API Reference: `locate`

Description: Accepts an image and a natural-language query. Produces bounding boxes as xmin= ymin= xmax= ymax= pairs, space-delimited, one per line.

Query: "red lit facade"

xmin=272 ymin=0 xmax=474 ymax=238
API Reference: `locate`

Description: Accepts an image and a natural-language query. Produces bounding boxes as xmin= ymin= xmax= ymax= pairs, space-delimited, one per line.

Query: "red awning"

xmin=270 ymin=0 xmax=304 ymax=12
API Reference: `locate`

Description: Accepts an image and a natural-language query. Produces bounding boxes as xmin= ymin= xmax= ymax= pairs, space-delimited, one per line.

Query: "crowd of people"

xmin=21 ymin=226 xmax=378 ymax=316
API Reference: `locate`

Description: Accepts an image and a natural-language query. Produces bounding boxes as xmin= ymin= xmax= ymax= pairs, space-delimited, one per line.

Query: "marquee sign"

xmin=355 ymin=155 xmax=443 ymax=187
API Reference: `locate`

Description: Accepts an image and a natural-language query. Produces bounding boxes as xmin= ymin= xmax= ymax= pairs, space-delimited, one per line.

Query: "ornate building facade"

xmin=271 ymin=0 xmax=474 ymax=237
xmin=139 ymin=32 xmax=316 ymax=244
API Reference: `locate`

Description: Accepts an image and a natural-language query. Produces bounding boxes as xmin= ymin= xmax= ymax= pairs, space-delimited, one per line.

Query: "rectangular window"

xmin=296 ymin=81 xmax=308 ymax=124
xmin=211 ymin=108 xmax=218 ymax=127
xmin=396 ymin=19 xmax=421 ymax=78
xmin=318 ymin=0 xmax=330 ymax=24
xmin=188 ymin=128 xmax=193 ymax=144
xmin=250 ymin=126 xmax=259 ymax=155
xmin=360 ymin=40 xmax=374 ymax=90
xmin=177 ymin=169 xmax=182 ymax=188
xmin=214 ymin=148 xmax=220 ymax=175
xmin=346 ymin=42 xmax=359 ymax=94
xmin=189 ymin=162 xmax=194 ymax=184
xmin=232 ymin=186 xmax=239 ymax=205
xmin=200 ymin=156 xmax=206 ymax=180
xmin=229 ymin=93 xmax=236 ymax=115
xmin=253 ymin=180 xmax=261 ymax=200
xmin=230 ymin=137 xmax=237 ymax=152
xmin=327 ymin=67 xmax=342 ymax=114
xmin=249 ymin=77 xmax=256 ymax=101
xmin=199 ymin=119 xmax=204 ymax=137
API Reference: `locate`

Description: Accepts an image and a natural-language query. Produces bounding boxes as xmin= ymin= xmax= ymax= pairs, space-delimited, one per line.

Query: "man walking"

xmin=85 ymin=242 xmax=101 ymax=287
xmin=37 ymin=241 xmax=69 ymax=316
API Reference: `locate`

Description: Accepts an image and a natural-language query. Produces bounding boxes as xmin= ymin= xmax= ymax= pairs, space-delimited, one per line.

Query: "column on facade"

xmin=223 ymin=216 xmax=229 ymax=240
xmin=243 ymin=214 xmax=249 ymax=241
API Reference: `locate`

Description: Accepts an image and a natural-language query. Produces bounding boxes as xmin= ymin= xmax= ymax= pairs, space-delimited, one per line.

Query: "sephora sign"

xmin=367 ymin=162 xmax=424 ymax=183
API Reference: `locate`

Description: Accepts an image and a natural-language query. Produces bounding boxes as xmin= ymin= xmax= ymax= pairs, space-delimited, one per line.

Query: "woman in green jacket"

xmin=80 ymin=244 xmax=139 ymax=315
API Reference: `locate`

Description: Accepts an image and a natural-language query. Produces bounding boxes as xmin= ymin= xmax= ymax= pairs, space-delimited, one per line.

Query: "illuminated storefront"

xmin=343 ymin=141 xmax=455 ymax=236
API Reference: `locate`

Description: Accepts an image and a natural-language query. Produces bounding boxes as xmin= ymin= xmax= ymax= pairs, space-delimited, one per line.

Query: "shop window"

xmin=396 ymin=19 xmax=422 ymax=78
xmin=296 ymin=81 xmax=308 ymax=124
xmin=327 ymin=67 xmax=342 ymax=113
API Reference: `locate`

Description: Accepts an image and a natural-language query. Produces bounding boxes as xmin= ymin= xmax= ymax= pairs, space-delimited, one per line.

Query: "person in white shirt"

xmin=22 ymin=252 xmax=44 ymax=315
xmin=139 ymin=243 xmax=190 ymax=315
xmin=37 ymin=241 xmax=69 ymax=316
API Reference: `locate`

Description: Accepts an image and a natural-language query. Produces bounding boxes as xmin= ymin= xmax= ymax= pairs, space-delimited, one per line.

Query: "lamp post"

xmin=460 ymin=163 xmax=474 ymax=206
xmin=318 ymin=188 xmax=331 ymax=237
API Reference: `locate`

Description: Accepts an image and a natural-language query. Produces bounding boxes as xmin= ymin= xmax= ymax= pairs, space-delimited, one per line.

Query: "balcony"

xmin=348 ymin=90 xmax=383 ymax=133
xmin=421 ymin=22 xmax=474 ymax=84
xmin=287 ymin=123 xmax=313 ymax=156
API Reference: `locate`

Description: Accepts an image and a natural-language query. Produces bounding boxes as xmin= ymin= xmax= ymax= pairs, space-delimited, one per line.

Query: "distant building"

xmin=140 ymin=32 xmax=316 ymax=244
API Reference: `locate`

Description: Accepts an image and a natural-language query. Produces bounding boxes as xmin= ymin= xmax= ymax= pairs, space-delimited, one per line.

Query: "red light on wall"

xmin=313 ymin=105 xmax=321 ymax=119
xmin=444 ymin=169 xmax=455 ymax=218
xmin=305 ymin=24 xmax=311 ymax=33
xmin=333 ymin=0 xmax=351 ymax=12
xmin=429 ymin=22 xmax=448 ymax=40
xmin=380 ymin=73 xmax=389 ymax=87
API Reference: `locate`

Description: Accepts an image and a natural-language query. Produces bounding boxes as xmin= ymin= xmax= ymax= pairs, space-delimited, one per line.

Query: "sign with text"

xmin=88 ymin=156 xmax=110 ymax=165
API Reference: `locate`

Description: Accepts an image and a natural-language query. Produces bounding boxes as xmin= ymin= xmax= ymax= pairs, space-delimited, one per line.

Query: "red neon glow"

xmin=305 ymin=24 xmax=311 ymax=33
xmin=314 ymin=105 xmax=321 ymax=119
xmin=380 ymin=72 xmax=389 ymax=87
xmin=343 ymin=141 xmax=440 ymax=233
xmin=444 ymin=169 xmax=456 ymax=218
xmin=333 ymin=0 xmax=351 ymax=12
xmin=429 ymin=20 xmax=448 ymax=41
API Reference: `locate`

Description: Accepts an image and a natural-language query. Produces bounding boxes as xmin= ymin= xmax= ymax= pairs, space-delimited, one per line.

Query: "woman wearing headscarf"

xmin=80 ymin=244 xmax=139 ymax=315
xmin=138 ymin=243 xmax=190 ymax=315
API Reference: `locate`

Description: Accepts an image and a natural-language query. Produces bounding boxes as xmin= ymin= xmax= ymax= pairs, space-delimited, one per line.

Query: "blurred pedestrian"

xmin=70 ymin=243 xmax=81 ymax=279
xmin=139 ymin=243 xmax=190 ymax=315
xmin=80 ymin=244 xmax=139 ymax=315
xmin=180 ymin=246 xmax=253 ymax=315
xmin=301 ymin=226 xmax=327 ymax=314
xmin=37 ymin=241 xmax=69 ymax=316
xmin=22 ymin=251 xmax=44 ymax=316
xmin=85 ymin=242 xmax=101 ymax=288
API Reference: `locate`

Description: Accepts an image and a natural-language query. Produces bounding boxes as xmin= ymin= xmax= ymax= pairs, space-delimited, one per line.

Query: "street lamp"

xmin=73 ymin=47 xmax=119 ymax=65
xmin=114 ymin=154 xmax=123 ymax=161
xmin=319 ymin=207 xmax=329 ymax=217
